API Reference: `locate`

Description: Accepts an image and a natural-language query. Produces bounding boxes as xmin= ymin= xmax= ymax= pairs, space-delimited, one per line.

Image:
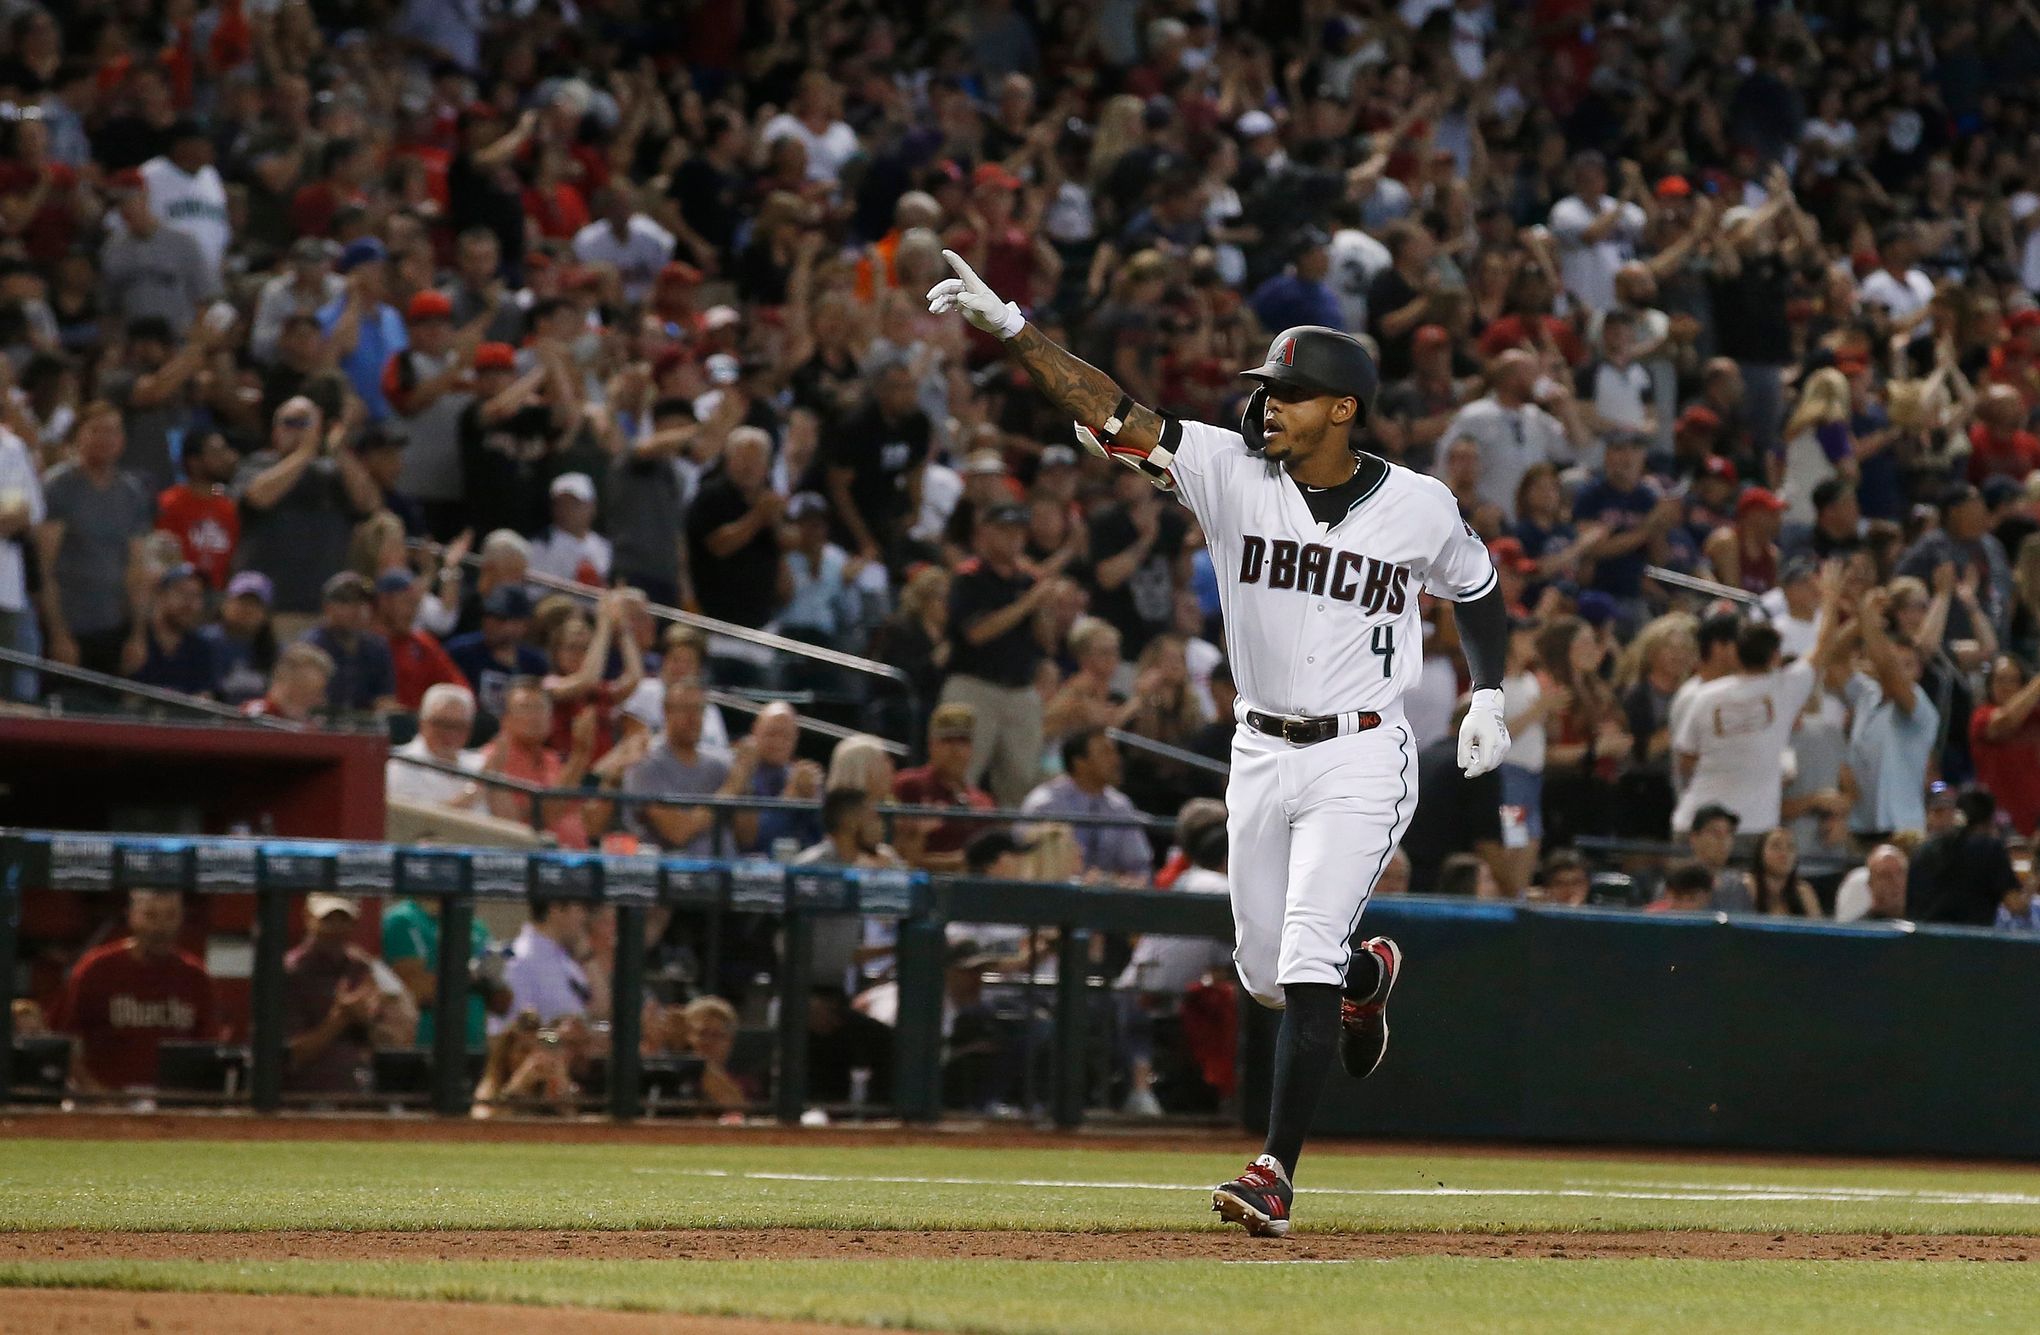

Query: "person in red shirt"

xmin=891 ymin=702 xmax=998 ymax=871
xmin=374 ymin=568 xmax=466 ymax=711
xmin=482 ymin=678 xmax=595 ymax=847
xmin=62 ymin=890 xmax=215 ymax=1093
xmin=1970 ymin=655 xmax=2040 ymax=836
xmin=1968 ymin=385 xmax=2040 ymax=485
xmin=290 ymin=137 xmax=378 ymax=239
xmin=154 ymin=431 xmax=241 ymax=590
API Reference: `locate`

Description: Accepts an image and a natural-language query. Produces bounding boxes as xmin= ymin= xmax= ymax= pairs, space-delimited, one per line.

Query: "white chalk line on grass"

xmin=629 ymin=1168 xmax=2040 ymax=1208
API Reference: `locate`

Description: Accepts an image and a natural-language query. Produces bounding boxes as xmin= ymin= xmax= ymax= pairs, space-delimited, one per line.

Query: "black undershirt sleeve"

xmin=1454 ymin=581 xmax=1510 ymax=693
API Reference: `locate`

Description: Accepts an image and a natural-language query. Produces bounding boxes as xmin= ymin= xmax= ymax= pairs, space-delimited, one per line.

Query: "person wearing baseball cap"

xmin=321 ymin=236 xmax=409 ymax=421
xmin=303 ymin=571 xmax=397 ymax=713
xmin=892 ymin=702 xmax=998 ymax=869
xmin=530 ymin=473 xmax=613 ymax=589
xmin=372 ymin=566 xmax=466 ymax=713
xmin=1702 ymin=487 xmax=1786 ymax=594
xmin=443 ymin=582 xmax=548 ymax=722
xmin=129 ymin=563 xmax=224 ymax=698
xmin=100 ymin=163 xmax=214 ymax=337
xmin=285 ymin=890 xmax=392 ymax=1095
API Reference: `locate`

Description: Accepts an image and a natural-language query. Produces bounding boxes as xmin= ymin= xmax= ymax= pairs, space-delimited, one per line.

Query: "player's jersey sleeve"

xmin=1417 ymin=478 xmax=1498 ymax=601
xmin=1162 ymin=418 xmax=1246 ymax=531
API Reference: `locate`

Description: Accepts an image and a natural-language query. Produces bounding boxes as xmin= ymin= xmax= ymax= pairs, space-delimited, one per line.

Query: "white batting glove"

xmin=1458 ymin=687 xmax=1511 ymax=778
xmin=925 ymin=249 xmax=1025 ymax=340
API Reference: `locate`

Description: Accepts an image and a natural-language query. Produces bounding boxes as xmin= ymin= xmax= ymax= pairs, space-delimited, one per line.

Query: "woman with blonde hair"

xmin=346 ymin=510 xmax=408 ymax=579
xmin=1779 ymin=368 xmax=1855 ymax=523
xmin=1614 ymin=613 xmax=1699 ymax=838
xmin=682 ymin=995 xmax=749 ymax=1113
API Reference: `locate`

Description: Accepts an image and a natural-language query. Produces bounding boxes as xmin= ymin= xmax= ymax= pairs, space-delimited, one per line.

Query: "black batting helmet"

xmin=1240 ymin=326 xmax=1379 ymax=405
xmin=1237 ymin=326 xmax=1379 ymax=451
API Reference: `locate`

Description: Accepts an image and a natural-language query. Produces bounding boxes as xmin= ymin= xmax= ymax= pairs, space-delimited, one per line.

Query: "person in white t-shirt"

xmin=1758 ymin=556 xmax=1822 ymax=661
xmin=1666 ymin=611 xmax=1744 ymax=800
xmin=1434 ymin=349 xmax=1581 ymax=523
xmin=528 ymin=473 xmax=613 ymax=588
xmin=1673 ymin=601 xmax=1838 ymax=834
xmin=140 ymin=121 xmax=232 ymax=283
xmin=1546 ymin=152 xmax=1646 ymax=314
xmin=571 ymin=189 xmax=676 ymax=305
xmin=758 ymin=72 xmax=861 ymax=186
xmin=1858 ymin=224 xmax=1935 ymax=331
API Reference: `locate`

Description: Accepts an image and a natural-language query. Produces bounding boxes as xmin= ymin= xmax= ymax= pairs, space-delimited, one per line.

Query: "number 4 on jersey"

xmin=1371 ymin=624 xmax=1394 ymax=678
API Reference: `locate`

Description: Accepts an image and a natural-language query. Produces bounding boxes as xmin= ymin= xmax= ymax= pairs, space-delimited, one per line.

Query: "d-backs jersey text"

xmin=1167 ymin=419 xmax=1496 ymax=718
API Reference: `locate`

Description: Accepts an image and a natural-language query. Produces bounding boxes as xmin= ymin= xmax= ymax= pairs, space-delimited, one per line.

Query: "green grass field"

xmin=5 ymin=1136 xmax=2040 ymax=1332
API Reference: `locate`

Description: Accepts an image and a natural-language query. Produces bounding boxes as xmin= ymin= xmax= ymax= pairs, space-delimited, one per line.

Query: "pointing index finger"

xmin=941 ymin=248 xmax=977 ymax=284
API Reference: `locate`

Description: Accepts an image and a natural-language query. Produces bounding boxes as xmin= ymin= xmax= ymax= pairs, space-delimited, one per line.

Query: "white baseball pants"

xmin=1225 ymin=714 xmax=1417 ymax=1009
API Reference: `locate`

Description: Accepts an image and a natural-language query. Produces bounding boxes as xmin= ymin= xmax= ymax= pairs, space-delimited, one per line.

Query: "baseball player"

xmin=929 ymin=251 xmax=1511 ymax=1236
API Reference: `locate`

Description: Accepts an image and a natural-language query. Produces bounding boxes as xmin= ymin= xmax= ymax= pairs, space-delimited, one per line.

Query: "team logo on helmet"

xmin=1278 ymin=337 xmax=1296 ymax=366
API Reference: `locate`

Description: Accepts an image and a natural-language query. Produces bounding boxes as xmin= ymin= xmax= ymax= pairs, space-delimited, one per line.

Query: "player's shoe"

xmin=1339 ymin=937 xmax=1402 ymax=1079
xmin=1212 ymin=1154 xmax=1293 ymax=1237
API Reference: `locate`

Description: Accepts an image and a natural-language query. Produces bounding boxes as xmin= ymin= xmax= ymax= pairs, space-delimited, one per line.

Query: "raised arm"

xmin=929 ymin=250 xmax=1164 ymax=459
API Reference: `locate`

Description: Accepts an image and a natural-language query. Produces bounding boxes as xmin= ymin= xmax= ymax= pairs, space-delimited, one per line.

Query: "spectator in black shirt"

xmin=824 ymin=353 xmax=929 ymax=565
xmin=447 ymin=105 xmax=536 ymax=284
xmin=1086 ymin=469 xmax=1188 ymax=656
xmin=662 ymin=110 xmax=749 ymax=269
xmin=1367 ymin=222 xmax=1440 ymax=382
xmin=941 ymin=502 xmax=1060 ymax=806
xmin=124 ymin=564 xmax=223 ymax=698
xmin=1908 ymin=786 xmax=2019 ymax=927
xmin=458 ymin=341 xmax=570 ymax=538
xmin=686 ymin=427 xmax=786 ymax=629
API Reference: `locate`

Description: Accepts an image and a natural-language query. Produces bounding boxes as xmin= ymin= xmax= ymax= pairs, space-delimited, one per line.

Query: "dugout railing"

xmin=0 ymin=828 xmax=1220 ymax=1129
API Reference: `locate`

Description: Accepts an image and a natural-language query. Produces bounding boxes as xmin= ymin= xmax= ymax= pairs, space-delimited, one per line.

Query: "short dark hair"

xmin=527 ymin=894 xmax=580 ymax=923
xmin=1663 ymin=861 xmax=1715 ymax=896
xmin=1060 ymin=725 xmax=1108 ymax=776
xmin=1540 ymin=849 xmax=1588 ymax=880
xmin=1957 ymin=785 xmax=1997 ymax=829
xmin=1690 ymin=803 xmax=1740 ymax=835
xmin=1735 ymin=623 xmax=1782 ymax=670
xmin=1697 ymin=613 xmax=1742 ymax=655
xmin=1811 ymin=477 xmax=1852 ymax=512
xmin=820 ymin=786 xmax=869 ymax=836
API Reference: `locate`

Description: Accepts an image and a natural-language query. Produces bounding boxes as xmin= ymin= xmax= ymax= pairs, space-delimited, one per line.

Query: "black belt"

xmin=1245 ymin=709 xmax=1382 ymax=746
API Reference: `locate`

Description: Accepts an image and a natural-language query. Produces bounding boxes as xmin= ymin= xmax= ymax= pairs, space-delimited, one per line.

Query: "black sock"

xmin=1260 ymin=982 xmax=1342 ymax=1180
xmin=1345 ymin=944 xmax=1383 ymax=1001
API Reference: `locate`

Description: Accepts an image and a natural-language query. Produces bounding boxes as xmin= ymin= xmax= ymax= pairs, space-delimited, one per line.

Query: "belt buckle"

xmin=1281 ymin=716 xmax=1312 ymax=745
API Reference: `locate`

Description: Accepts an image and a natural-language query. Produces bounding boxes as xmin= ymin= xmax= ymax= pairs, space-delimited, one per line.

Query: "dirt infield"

xmin=9 ymin=1227 xmax=2038 ymax=1263
xmin=0 ymin=1289 xmax=868 ymax=1334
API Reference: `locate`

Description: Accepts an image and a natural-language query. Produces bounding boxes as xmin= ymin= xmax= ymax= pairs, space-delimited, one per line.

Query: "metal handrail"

xmin=0 ymin=646 xmax=296 ymax=728
xmin=1645 ymin=565 xmax=1762 ymax=608
xmin=1106 ymin=727 xmax=1229 ymax=777
xmin=702 ymin=687 xmax=908 ymax=756
xmin=386 ymin=750 xmax=1177 ymax=831
xmin=442 ymin=553 xmax=913 ymax=687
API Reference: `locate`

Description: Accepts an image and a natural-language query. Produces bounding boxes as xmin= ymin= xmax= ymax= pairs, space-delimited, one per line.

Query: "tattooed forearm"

xmin=1006 ymin=324 xmax=1163 ymax=454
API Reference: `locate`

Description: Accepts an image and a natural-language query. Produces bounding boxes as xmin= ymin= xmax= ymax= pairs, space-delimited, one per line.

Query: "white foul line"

xmin=632 ymin=1167 xmax=2040 ymax=1209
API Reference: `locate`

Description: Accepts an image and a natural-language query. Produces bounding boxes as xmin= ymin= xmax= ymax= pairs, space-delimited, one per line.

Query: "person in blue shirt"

xmin=444 ymin=585 xmax=548 ymax=723
xmin=317 ymin=237 xmax=408 ymax=422
xmin=299 ymin=570 xmax=397 ymax=713
xmin=734 ymin=701 xmax=825 ymax=854
xmin=127 ymin=563 xmax=224 ymax=698
xmin=1572 ymin=434 xmax=1682 ymax=628
xmin=1249 ymin=229 xmax=1344 ymax=336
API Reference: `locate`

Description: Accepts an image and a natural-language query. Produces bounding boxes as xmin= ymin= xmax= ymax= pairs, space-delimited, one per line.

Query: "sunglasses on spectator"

xmin=281 ymin=413 xmax=315 ymax=429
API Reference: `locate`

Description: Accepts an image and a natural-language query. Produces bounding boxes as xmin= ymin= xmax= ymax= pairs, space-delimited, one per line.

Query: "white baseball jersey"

xmin=1161 ymin=416 xmax=1497 ymax=1007
xmin=1167 ymin=419 xmax=1497 ymax=719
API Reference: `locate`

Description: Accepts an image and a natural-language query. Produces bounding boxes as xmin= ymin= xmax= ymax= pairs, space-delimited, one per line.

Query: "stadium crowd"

xmin=14 ymin=0 xmax=2040 ymax=1111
